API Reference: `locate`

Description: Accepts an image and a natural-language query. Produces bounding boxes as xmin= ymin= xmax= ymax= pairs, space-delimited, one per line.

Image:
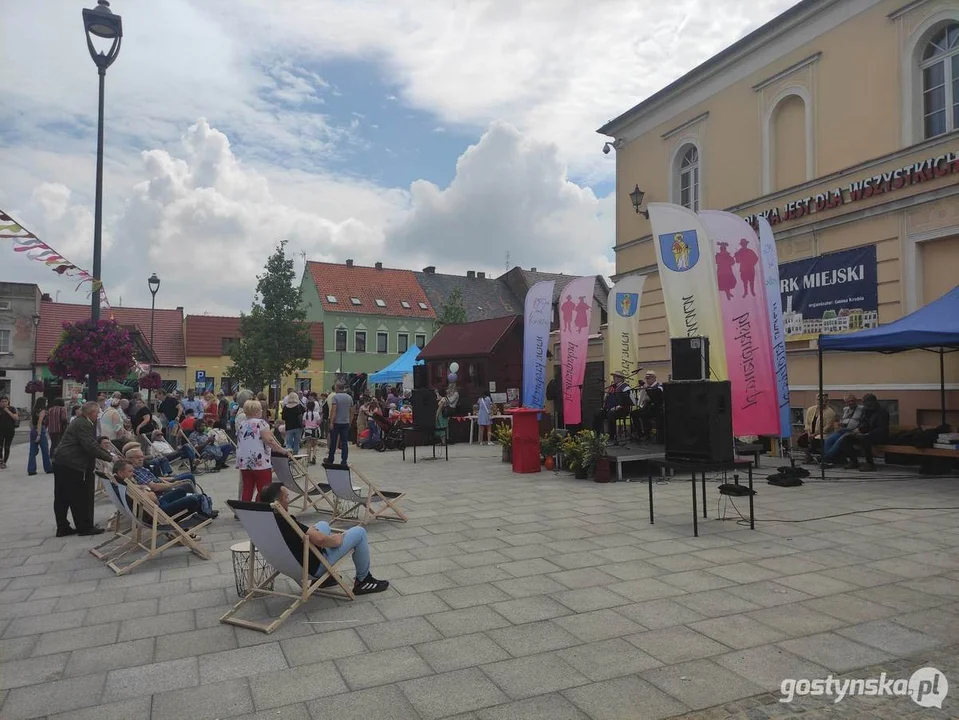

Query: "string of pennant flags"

xmin=0 ymin=208 xmax=110 ymax=308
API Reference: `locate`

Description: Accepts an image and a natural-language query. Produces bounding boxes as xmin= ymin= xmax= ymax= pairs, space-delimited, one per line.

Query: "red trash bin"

xmin=507 ymin=408 xmax=542 ymax=474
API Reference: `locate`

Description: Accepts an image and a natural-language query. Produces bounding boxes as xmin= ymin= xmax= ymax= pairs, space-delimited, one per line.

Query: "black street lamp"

xmin=629 ymin=184 xmax=649 ymax=219
xmin=147 ymin=273 xmax=160 ymax=408
xmin=31 ymin=313 xmax=41 ymax=407
xmin=82 ymin=0 xmax=122 ymax=401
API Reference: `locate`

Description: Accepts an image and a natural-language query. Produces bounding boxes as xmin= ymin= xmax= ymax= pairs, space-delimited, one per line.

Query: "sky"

xmin=0 ymin=0 xmax=796 ymax=316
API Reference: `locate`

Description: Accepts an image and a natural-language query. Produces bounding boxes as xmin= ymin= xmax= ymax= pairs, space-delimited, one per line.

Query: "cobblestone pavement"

xmin=1 ymin=441 xmax=958 ymax=720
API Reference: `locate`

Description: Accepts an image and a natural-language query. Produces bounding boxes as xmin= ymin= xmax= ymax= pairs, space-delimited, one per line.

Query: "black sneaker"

xmin=353 ymin=574 xmax=389 ymax=595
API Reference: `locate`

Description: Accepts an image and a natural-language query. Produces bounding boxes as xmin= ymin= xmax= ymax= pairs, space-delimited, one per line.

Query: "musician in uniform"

xmin=634 ymin=371 xmax=664 ymax=441
xmin=604 ymin=372 xmax=633 ymax=445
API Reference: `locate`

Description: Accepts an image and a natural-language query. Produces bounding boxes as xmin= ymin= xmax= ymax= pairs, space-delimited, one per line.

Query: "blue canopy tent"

xmin=369 ymin=345 xmax=424 ymax=385
xmin=814 ymin=285 xmax=959 ymax=475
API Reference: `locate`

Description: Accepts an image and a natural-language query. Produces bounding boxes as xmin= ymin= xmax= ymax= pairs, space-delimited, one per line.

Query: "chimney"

xmin=530 ymin=267 xmax=537 ymax=272
xmin=467 ymin=270 xmax=476 ymax=279
xmin=346 ymin=259 xmax=354 ymax=268
xmin=477 ymin=271 xmax=486 ymax=279
xmin=423 ymin=266 xmax=436 ymax=274
xmin=375 ymin=261 xmax=382 ymax=270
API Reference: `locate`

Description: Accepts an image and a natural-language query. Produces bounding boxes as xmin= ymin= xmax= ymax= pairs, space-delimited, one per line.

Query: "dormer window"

xmin=351 ymin=297 xmax=361 ymax=305
xmin=326 ymin=295 xmax=337 ymax=303
xmin=375 ymin=299 xmax=386 ymax=307
xmin=401 ymin=301 xmax=411 ymax=309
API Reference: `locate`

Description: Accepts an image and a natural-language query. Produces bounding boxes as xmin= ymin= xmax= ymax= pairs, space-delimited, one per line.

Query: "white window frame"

xmin=401 ymin=301 xmax=411 ymax=309
xmin=671 ymin=143 xmax=701 ymax=212
xmin=0 ymin=328 xmax=10 ymax=354
xmin=376 ymin=331 xmax=388 ymax=354
xmin=920 ymin=22 xmax=959 ymax=139
xmin=0 ymin=300 xmax=11 ymax=311
xmin=375 ymin=299 xmax=386 ymax=308
xmin=397 ymin=333 xmax=409 ymax=354
xmin=417 ymin=302 xmax=428 ymax=310
xmin=326 ymin=295 xmax=337 ymax=303
xmin=350 ymin=297 xmax=362 ymax=306
xmin=902 ymin=13 xmax=959 ymax=146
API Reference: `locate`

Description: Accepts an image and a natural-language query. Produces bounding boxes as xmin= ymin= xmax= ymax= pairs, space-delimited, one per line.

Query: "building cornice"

xmin=888 ymin=0 xmax=934 ymax=20
xmin=752 ymin=52 xmax=822 ymax=91
xmin=661 ymin=112 xmax=710 ymax=139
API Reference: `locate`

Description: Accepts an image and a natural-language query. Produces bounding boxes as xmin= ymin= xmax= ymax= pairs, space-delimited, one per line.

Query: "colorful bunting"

xmin=0 ymin=208 xmax=110 ymax=307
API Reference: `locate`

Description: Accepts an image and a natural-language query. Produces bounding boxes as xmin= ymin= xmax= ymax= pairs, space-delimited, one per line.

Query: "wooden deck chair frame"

xmin=100 ymin=479 xmax=213 ymax=576
xmin=220 ymin=499 xmax=355 ymax=634
xmin=90 ymin=475 xmax=138 ymax=561
xmin=273 ymin=456 xmax=336 ymax=514
xmin=323 ymin=463 xmax=408 ymax=526
xmin=177 ymin=426 xmax=216 ymax=474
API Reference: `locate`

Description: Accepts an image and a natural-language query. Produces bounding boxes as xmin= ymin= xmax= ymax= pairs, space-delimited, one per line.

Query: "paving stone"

xmin=746 ymin=603 xmax=846 ymax=637
xmin=0 ymin=652 xmax=69 ymax=690
xmin=614 ymin=598 xmax=707 ymax=630
xmin=687 ymin=614 xmax=788 ymax=650
xmin=308 ymin=684 xmax=420 ymax=720
xmin=199 ymin=643 xmax=289 ymax=683
xmin=427 ymin=605 xmax=512 ymax=637
xmin=607 ymin=578 xmax=688 ymax=602
xmin=356 ymin=616 xmax=443 ymax=651
xmin=447 ymin=565 xmax=515 ymax=586
xmin=641 ymin=658 xmax=766 ymax=710
xmin=152 ymin=677 xmax=254 ymax=720
xmin=705 ymin=562 xmax=783 ymax=584
xmin=0 ymin=596 xmax=58 ymax=620
xmin=390 ymin=572 xmax=457 ymax=595
xmin=770 ymin=572 xmax=860 ymax=597
xmin=558 ymin=637 xmax=662 ymax=681
xmin=564 ymin=674 xmax=688 ymax=720
xmin=416 ymin=632 xmax=510 ymax=672
xmin=487 ymin=620 xmax=581 ymax=657
xmin=33 ymin=621 xmax=120 ymax=656
xmin=85 ymin=598 xmax=159 ymax=625
xmin=659 ymin=570 xmax=738 ymax=592
xmin=476 ymin=692 xmax=590 ymax=720
xmin=248 ymin=660 xmax=348 ymax=709
xmin=674 ymin=589 xmax=762 ymax=617
xmin=374 ymin=591 xmax=452 ymax=619
xmin=0 ymin=672 xmax=106 ymax=720
xmin=835 ymin=619 xmax=945 ymax=656
xmin=715 ymin=645 xmax=831 ymax=692
xmin=547 ymin=567 xmax=619 ymax=589
xmin=852 ymin=584 xmax=949 ymax=611
xmin=491 ymin=595 xmax=573 ymax=624
xmin=64 ymin=638 xmax=155 ymax=678
xmin=102 ymin=656 xmax=198 ymax=702
xmin=894 ymin=607 xmax=959 ymax=644
xmin=778 ymin=632 xmax=895 ymax=672
xmin=280 ymin=628 xmax=367 ymax=666
xmin=493 ymin=575 xmax=567 ymax=598
xmin=437 ymin=583 xmax=513 ymax=609
xmin=723 ymin=580 xmax=815 ymax=608
xmin=117 ymin=610 xmax=195 ymax=641
xmin=158 ymin=588 xmax=230 ymax=613
xmin=46 ymin=697 xmax=153 ymax=720
xmin=2 ymin=608 xmax=88 ymax=639
xmin=0 ymin=635 xmax=38 ymax=661
xmin=400 ymin=667 xmax=509 ymax=719
xmin=801 ymin=593 xmax=899 ymax=623
xmin=553 ymin=607 xmax=646 ymax=643
xmin=334 ymin=646 xmax=432 ymax=690
xmin=626 ymin=626 xmax=731 ymax=664
xmin=481 ymin=653 xmax=589 ymax=700
xmin=155 ymin=624 xmax=238 ymax=661
xmin=551 ymin=586 xmax=630 ymax=613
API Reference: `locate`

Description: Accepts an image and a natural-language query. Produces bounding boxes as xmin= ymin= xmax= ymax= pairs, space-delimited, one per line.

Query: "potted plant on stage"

xmin=493 ymin=424 xmax=513 ymax=463
xmin=540 ymin=429 xmax=564 ymax=471
xmin=568 ymin=430 xmax=610 ymax=481
xmin=561 ymin=433 xmax=588 ymax=479
xmin=47 ymin=319 xmax=135 ymax=391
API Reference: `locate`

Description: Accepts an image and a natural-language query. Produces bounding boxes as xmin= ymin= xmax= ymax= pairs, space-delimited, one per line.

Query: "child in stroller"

xmin=362 ymin=410 xmax=406 ymax=451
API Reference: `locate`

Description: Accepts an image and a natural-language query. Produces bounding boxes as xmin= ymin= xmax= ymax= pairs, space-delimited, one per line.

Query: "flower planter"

xmin=593 ymin=457 xmax=612 ymax=483
xmin=501 ymin=447 xmax=512 ymax=463
xmin=574 ymin=467 xmax=588 ymax=480
xmin=544 ymin=455 xmax=555 ymax=471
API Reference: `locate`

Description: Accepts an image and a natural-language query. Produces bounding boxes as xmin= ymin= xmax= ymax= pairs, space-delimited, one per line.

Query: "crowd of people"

xmin=797 ymin=392 xmax=890 ymax=470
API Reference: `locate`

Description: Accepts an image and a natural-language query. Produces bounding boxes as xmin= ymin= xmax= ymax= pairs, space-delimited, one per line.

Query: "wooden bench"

xmin=873 ymin=444 xmax=959 ymax=459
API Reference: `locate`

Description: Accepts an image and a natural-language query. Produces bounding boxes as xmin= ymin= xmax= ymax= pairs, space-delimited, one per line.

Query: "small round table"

xmin=230 ymin=540 xmax=275 ymax=598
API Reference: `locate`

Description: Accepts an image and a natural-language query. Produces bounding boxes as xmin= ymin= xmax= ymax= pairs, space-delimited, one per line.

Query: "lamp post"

xmin=147 ymin=273 xmax=160 ymax=408
xmin=31 ymin=313 xmax=41 ymax=407
xmin=629 ymin=184 xmax=649 ymax=219
xmin=82 ymin=0 xmax=123 ymax=402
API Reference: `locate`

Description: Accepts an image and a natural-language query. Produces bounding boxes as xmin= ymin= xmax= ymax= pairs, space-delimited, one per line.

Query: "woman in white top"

xmin=99 ymin=399 xmax=125 ymax=441
xmin=236 ymin=399 xmax=291 ymax=502
xmin=302 ymin=400 xmax=321 ymax=466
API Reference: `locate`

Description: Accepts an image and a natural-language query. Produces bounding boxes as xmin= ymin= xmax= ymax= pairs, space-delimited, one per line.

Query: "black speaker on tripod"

xmin=413 ymin=365 xmax=429 ymax=389
xmin=411 ymin=388 xmax=437 ymax=432
xmin=671 ymin=336 xmax=710 ymax=381
xmin=663 ymin=381 xmax=733 ymax=463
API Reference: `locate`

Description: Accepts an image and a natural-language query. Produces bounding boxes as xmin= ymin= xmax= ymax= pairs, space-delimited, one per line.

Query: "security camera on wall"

xmin=603 ymin=142 xmax=612 ymax=155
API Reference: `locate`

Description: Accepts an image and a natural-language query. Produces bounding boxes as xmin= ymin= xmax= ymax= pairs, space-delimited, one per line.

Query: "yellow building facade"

xmin=601 ymin=0 xmax=959 ymax=427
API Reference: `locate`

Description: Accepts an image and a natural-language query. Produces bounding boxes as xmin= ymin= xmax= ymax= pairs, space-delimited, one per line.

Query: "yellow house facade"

xmin=600 ymin=0 xmax=959 ymax=427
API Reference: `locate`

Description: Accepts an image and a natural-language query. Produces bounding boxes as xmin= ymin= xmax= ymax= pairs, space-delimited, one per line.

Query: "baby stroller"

xmin=367 ymin=412 xmax=406 ymax=451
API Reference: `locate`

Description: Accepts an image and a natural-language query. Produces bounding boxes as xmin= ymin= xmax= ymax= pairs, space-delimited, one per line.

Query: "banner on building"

xmin=758 ymin=218 xmax=792 ymax=438
xmin=606 ymin=275 xmax=645 ymax=382
xmin=701 ymin=210 xmax=779 ymax=436
xmin=559 ymin=276 xmax=595 ymax=425
xmin=648 ymin=202 xmax=728 ymax=380
xmin=522 ymin=280 xmax=555 ymax=409
xmin=779 ymin=244 xmax=878 ymax=342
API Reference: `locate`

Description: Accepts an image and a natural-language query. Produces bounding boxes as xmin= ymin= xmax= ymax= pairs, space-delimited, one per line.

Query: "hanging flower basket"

xmin=24 ymin=380 xmax=44 ymax=394
xmin=47 ymin=319 xmax=135 ymax=382
xmin=139 ymin=371 xmax=163 ymax=390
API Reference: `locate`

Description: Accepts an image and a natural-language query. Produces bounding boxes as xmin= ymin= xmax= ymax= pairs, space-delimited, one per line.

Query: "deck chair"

xmin=177 ymin=426 xmax=216 ymax=474
xmin=89 ymin=476 xmax=137 ymax=561
xmin=272 ymin=456 xmax=335 ymax=514
xmin=220 ymin=499 xmax=355 ymax=634
xmin=322 ymin=463 xmax=408 ymax=526
xmin=99 ymin=479 xmax=213 ymax=576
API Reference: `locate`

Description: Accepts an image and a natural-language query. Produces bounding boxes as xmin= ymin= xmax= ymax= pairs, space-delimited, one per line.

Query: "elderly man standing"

xmin=52 ymin=401 xmax=114 ymax=536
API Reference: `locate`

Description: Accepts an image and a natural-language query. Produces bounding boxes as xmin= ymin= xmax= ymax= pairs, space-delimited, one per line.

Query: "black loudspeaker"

xmin=411 ymin=388 xmax=437 ymax=432
xmin=413 ymin=365 xmax=429 ymax=389
xmin=671 ymin=336 xmax=710 ymax=381
xmin=663 ymin=381 xmax=733 ymax=463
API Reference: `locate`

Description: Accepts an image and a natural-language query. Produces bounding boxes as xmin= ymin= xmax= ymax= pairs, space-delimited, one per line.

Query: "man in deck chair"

xmin=124 ymin=447 xmax=198 ymax=496
xmin=259 ymin=482 xmax=390 ymax=595
xmin=115 ymin=460 xmax=215 ymax=520
xmin=189 ymin=419 xmax=233 ymax=472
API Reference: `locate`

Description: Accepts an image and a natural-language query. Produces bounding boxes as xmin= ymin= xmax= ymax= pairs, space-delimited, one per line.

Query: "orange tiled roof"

xmin=307 ymin=261 xmax=436 ymax=319
xmin=185 ymin=315 xmax=324 ymax=359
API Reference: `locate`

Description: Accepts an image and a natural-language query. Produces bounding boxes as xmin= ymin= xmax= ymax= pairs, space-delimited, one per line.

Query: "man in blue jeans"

xmin=259 ymin=482 xmax=388 ymax=594
xmin=326 ymin=382 xmax=354 ymax=466
xmin=113 ymin=460 xmax=215 ymax=519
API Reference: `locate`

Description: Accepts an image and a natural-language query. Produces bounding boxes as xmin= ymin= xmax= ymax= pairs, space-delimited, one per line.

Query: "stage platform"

xmin=605 ymin=441 xmax=667 ymax=481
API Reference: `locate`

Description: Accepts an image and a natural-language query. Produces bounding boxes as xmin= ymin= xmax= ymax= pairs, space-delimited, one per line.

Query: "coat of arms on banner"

xmin=616 ymin=292 xmax=639 ymax=318
xmin=659 ymin=230 xmax=700 ymax=273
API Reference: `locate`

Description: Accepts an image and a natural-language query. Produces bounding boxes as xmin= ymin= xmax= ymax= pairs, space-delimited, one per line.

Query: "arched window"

xmin=678 ymin=146 xmax=699 ymax=211
xmin=921 ymin=22 xmax=959 ymax=138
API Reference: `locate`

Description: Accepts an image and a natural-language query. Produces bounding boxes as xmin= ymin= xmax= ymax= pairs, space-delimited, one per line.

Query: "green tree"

xmin=228 ymin=240 xmax=312 ymax=392
xmin=438 ymin=287 xmax=468 ymax=325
